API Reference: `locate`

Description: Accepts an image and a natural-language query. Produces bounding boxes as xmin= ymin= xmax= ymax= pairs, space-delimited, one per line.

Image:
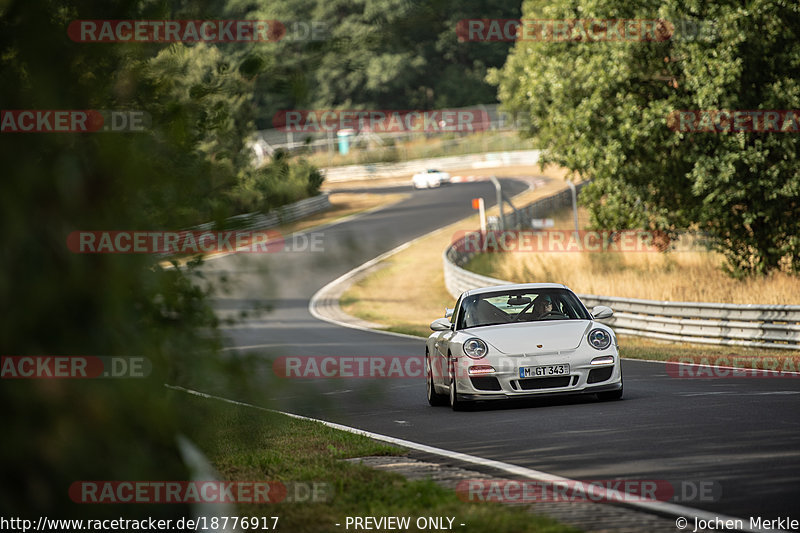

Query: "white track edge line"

xmin=308 ymin=235 xmax=430 ymax=341
xmin=166 ymin=384 xmax=774 ymax=533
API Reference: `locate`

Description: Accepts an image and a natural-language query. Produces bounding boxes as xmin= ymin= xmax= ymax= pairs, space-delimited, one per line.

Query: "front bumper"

xmin=458 ymin=381 xmax=622 ymax=401
xmin=453 ymin=353 xmax=621 ymax=401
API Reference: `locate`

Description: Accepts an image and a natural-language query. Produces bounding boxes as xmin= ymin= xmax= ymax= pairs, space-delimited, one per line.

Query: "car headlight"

xmin=463 ymin=338 xmax=488 ymax=359
xmin=588 ymin=328 xmax=612 ymax=350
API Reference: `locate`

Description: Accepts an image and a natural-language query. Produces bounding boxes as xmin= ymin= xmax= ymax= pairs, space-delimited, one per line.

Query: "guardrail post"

xmin=489 ymin=175 xmax=504 ymax=231
xmin=567 ymin=179 xmax=579 ymax=241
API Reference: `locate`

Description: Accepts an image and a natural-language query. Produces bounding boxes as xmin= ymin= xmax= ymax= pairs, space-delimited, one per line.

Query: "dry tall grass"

xmin=468 ymin=207 xmax=800 ymax=305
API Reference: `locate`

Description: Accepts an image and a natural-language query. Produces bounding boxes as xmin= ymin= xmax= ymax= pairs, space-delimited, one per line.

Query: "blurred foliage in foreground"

xmin=491 ymin=0 xmax=800 ymax=276
xmin=0 ymin=0 xmax=313 ymax=519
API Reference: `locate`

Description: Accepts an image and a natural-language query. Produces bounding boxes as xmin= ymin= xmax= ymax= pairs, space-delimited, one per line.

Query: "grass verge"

xmin=465 ymin=207 xmax=800 ymax=305
xmin=177 ymin=392 xmax=577 ymax=533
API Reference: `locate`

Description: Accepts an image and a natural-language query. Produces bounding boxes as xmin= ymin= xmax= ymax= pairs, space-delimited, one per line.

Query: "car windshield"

xmin=456 ymin=288 xmax=590 ymax=329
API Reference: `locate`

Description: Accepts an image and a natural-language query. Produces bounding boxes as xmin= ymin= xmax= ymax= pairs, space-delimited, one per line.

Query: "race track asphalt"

xmin=198 ymin=178 xmax=800 ymax=523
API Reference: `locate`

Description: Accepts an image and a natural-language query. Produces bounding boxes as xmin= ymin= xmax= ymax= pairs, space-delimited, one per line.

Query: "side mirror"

xmin=592 ymin=305 xmax=614 ymax=320
xmin=430 ymin=318 xmax=453 ymax=331
xmin=444 ymin=308 xmax=454 ymax=318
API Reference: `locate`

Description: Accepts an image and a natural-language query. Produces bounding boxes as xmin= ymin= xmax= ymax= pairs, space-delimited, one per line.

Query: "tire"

xmin=597 ymin=382 xmax=623 ymax=401
xmin=426 ymin=354 xmax=448 ymax=406
xmin=449 ymin=361 xmax=472 ymax=411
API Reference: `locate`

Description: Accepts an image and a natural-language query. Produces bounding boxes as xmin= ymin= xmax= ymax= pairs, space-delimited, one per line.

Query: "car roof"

xmin=462 ymin=283 xmax=570 ymax=297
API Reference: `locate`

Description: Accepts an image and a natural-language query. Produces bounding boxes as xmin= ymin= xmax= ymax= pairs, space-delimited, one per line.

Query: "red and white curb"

xmin=450 ymin=175 xmax=482 ymax=183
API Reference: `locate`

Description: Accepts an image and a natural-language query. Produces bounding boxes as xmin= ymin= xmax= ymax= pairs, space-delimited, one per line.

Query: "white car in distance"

xmin=412 ymin=169 xmax=451 ymax=189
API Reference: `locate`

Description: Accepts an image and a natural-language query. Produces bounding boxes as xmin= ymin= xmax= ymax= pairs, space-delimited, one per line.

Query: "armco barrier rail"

xmin=443 ymin=186 xmax=800 ymax=350
xmin=193 ymin=194 xmax=331 ymax=232
xmin=156 ymin=195 xmax=331 ymax=260
xmin=321 ymin=150 xmax=540 ymax=182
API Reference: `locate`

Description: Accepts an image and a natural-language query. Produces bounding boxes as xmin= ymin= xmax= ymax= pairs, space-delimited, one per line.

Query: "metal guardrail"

xmin=156 ymin=195 xmax=332 ymax=261
xmin=321 ymin=150 xmax=541 ymax=182
xmin=578 ymin=295 xmax=800 ymax=349
xmin=193 ymin=194 xmax=331 ymax=232
xmin=443 ymin=186 xmax=800 ymax=350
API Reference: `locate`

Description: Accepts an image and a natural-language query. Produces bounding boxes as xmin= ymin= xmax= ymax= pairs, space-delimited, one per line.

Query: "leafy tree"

xmin=226 ymin=0 xmax=522 ymax=128
xmin=490 ymin=0 xmax=800 ymax=276
xmin=231 ymin=149 xmax=324 ymax=211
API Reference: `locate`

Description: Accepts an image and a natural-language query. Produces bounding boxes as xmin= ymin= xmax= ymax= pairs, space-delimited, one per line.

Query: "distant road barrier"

xmin=443 ymin=186 xmax=800 ymax=351
xmin=156 ymin=194 xmax=331 ymax=262
xmin=321 ymin=150 xmax=541 ymax=182
xmin=193 ymin=194 xmax=331 ymax=232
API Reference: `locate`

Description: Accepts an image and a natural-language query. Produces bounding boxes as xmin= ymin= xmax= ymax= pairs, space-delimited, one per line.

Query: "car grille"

xmin=470 ymin=376 xmax=502 ymax=391
xmin=587 ymin=366 xmax=614 ymax=384
xmin=516 ymin=376 xmax=571 ymax=390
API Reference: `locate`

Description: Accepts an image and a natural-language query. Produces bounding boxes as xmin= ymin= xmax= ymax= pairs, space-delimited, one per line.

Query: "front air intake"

xmin=517 ymin=376 xmax=571 ymax=390
xmin=587 ymin=366 xmax=613 ymax=384
xmin=470 ymin=376 xmax=502 ymax=391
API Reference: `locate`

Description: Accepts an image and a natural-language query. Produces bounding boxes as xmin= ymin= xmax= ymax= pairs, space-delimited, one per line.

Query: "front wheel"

xmin=449 ymin=362 xmax=472 ymax=411
xmin=426 ymin=354 xmax=448 ymax=406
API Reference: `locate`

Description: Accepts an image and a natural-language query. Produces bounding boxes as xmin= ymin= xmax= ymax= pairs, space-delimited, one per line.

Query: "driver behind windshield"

xmin=531 ymin=295 xmax=553 ymax=320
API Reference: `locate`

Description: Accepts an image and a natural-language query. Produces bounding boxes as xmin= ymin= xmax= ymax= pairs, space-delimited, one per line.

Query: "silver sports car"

xmin=426 ymin=283 xmax=622 ymax=410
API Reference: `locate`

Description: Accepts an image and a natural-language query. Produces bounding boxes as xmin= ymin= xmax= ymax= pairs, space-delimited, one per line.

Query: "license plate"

xmin=519 ymin=364 xmax=570 ymax=378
